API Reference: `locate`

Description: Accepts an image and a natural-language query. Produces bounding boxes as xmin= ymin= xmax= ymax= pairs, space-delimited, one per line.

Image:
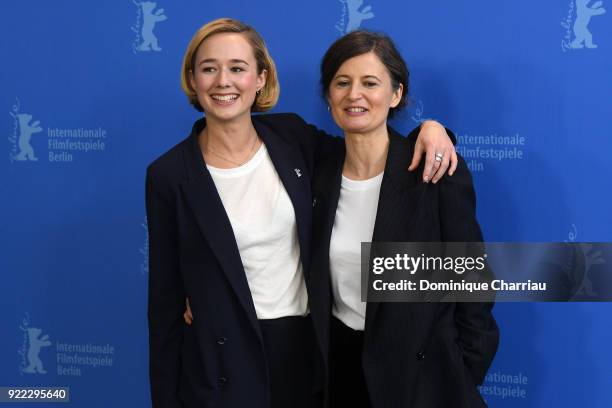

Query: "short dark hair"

xmin=320 ymin=30 xmax=409 ymax=118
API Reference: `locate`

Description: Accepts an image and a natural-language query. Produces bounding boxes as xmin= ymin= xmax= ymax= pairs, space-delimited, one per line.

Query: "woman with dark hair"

xmin=310 ymin=30 xmax=499 ymax=407
xmin=149 ymin=19 xmax=455 ymax=408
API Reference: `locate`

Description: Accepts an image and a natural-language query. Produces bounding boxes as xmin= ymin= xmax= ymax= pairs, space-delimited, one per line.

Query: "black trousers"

xmin=330 ymin=317 xmax=371 ymax=408
xmin=259 ymin=315 xmax=320 ymax=408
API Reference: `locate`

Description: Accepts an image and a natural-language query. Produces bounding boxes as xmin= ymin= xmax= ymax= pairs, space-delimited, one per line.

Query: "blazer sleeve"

xmin=298 ymin=118 xmax=458 ymax=167
xmin=145 ymin=167 xmax=186 ymax=408
xmin=438 ymin=156 xmax=499 ymax=386
xmin=287 ymin=114 xmax=344 ymax=171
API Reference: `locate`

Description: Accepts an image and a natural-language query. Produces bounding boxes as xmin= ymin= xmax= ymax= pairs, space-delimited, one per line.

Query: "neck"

xmin=201 ymin=114 xmax=257 ymax=153
xmin=198 ymin=114 xmax=261 ymax=168
xmin=343 ymin=125 xmax=389 ymax=180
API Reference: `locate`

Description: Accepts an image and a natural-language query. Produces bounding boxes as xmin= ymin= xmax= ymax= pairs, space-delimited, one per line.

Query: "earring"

xmin=256 ymin=89 xmax=261 ymax=95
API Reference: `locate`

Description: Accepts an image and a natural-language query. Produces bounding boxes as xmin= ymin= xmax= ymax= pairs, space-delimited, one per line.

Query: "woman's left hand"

xmin=184 ymin=298 xmax=193 ymax=325
xmin=409 ymin=120 xmax=458 ymax=183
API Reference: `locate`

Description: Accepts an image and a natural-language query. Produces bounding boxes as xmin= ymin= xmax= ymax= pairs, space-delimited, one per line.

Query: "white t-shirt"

xmin=207 ymin=144 xmax=308 ymax=319
xmin=330 ymin=172 xmax=384 ymax=331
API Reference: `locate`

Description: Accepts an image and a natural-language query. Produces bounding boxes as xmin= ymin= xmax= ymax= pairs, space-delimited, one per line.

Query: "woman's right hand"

xmin=184 ymin=298 xmax=193 ymax=325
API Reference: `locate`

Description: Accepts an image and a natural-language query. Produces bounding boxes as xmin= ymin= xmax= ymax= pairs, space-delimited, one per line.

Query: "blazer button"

xmin=217 ymin=337 xmax=227 ymax=345
xmin=416 ymin=351 xmax=426 ymax=361
xmin=218 ymin=376 xmax=228 ymax=386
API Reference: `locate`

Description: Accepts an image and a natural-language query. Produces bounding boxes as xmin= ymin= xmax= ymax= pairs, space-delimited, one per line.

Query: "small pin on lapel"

xmin=294 ymin=168 xmax=302 ymax=178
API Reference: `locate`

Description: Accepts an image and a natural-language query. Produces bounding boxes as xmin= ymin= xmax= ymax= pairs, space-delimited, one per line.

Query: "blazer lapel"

xmin=365 ymin=128 xmax=421 ymax=330
xmin=315 ymin=153 xmax=345 ymax=267
xmin=179 ymin=118 xmax=261 ymax=339
xmin=253 ymin=119 xmax=313 ymax=279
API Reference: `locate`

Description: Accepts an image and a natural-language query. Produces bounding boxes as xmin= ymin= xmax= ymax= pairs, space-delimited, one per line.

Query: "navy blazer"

xmin=145 ymin=113 xmax=341 ymax=408
xmin=310 ymin=127 xmax=499 ymax=408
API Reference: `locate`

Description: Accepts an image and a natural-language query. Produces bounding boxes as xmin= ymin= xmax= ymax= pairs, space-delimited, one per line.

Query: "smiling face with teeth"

xmin=327 ymin=52 xmax=402 ymax=137
xmin=190 ymin=32 xmax=267 ymax=124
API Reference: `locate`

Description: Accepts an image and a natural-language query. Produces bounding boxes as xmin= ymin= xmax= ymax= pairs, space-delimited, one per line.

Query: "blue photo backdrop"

xmin=2 ymin=1 xmax=611 ymax=407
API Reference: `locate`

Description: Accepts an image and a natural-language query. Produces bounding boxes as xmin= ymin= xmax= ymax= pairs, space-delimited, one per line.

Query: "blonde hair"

xmin=180 ymin=18 xmax=280 ymax=112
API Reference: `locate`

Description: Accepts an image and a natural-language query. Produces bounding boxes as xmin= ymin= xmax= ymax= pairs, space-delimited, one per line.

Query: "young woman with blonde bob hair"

xmin=147 ymin=18 xmax=455 ymax=408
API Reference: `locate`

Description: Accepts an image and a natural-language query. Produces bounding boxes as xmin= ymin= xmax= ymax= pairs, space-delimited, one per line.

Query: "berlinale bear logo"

xmin=562 ymin=0 xmax=606 ymax=51
xmin=336 ymin=0 xmax=375 ymax=35
xmin=11 ymin=112 xmax=42 ymax=161
xmin=132 ymin=0 xmax=167 ymax=53
xmin=8 ymin=99 xmax=43 ymax=163
xmin=571 ymin=0 xmax=606 ymax=49
xmin=24 ymin=328 xmax=52 ymax=374
xmin=19 ymin=315 xmax=52 ymax=375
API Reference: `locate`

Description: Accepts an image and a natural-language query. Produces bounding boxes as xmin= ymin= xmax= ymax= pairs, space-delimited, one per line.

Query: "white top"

xmin=207 ymin=144 xmax=308 ymax=319
xmin=329 ymin=172 xmax=384 ymax=331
